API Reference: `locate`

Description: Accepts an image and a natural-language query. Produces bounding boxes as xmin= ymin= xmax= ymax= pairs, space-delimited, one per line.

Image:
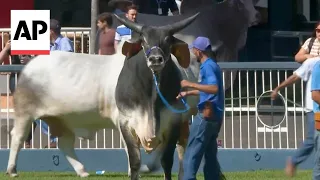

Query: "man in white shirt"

xmin=271 ymin=57 xmax=320 ymax=177
xmin=114 ymin=4 xmax=138 ymax=46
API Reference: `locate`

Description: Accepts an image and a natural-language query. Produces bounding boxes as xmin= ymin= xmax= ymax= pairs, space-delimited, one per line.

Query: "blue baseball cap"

xmin=188 ymin=37 xmax=212 ymax=51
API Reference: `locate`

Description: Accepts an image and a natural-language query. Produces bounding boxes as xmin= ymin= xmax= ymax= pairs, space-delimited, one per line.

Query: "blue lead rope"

xmin=153 ymin=74 xmax=190 ymax=114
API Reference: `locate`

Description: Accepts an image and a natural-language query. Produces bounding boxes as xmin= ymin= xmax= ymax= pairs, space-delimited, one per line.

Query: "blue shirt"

xmin=50 ymin=35 xmax=74 ymax=52
xmin=311 ymin=61 xmax=320 ymax=112
xmin=115 ymin=25 xmax=132 ymax=42
xmin=198 ymin=58 xmax=224 ymax=119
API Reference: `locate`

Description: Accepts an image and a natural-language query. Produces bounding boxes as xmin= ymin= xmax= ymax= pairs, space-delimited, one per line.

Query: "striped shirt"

xmin=115 ymin=24 xmax=132 ymax=43
xmin=302 ymin=38 xmax=320 ymax=56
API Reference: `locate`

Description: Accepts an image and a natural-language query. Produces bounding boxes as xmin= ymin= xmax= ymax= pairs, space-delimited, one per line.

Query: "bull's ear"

xmin=122 ymin=41 xmax=142 ymax=57
xmin=171 ymin=37 xmax=190 ymax=68
xmin=122 ymin=31 xmax=143 ymax=57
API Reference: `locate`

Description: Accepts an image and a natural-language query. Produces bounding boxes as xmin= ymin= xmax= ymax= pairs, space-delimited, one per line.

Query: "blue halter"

xmin=153 ymin=73 xmax=190 ymax=114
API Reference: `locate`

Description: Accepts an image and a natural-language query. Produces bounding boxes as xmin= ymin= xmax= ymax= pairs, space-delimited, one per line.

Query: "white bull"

xmin=5 ymin=45 xmax=161 ymax=177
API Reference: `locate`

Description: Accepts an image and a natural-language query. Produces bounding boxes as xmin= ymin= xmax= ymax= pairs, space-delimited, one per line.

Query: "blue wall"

xmin=0 ymin=149 xmax=314 ymax=173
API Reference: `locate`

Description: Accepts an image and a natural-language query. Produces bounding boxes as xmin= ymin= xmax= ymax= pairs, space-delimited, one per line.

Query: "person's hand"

xmin=176 ymin=91 xmax=188 ymax=99
xmin=4 ymin=40 xmax=11 ymax=51
xmin=271 ymin=90 xmax=278 ymax=100
xmin=181 ymin=80 xmax=193 ymax=88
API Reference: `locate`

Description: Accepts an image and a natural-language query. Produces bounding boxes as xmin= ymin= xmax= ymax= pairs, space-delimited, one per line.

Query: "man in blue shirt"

xmin=311 ymin=61 xmax=320 ymax=179
xmin=177 ymin=37 xmax=225 ymax=180
xmin=49 ymin=19 xmax=74 ymax=52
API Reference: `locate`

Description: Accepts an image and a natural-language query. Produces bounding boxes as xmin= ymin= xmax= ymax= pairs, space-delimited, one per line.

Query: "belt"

xmin=197 ymin=111 xmax=215 ymax=121
xmin=315 ymin=112 xmax=320 ymax=130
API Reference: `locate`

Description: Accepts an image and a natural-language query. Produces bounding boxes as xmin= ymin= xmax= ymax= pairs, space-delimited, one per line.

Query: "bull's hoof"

xmin=78 ymin=172 xmax=90 ymax=178
xmin=140 ymin=164 xmax=160 ymax=173
xmin=7 ymin=173 xmax=18 ymax=178
xmin=6 ymin=172 xmax=18 ymax=178
xmin=6 ymin=166 xmax=18 ymax=177
xmin=128 ymin=174 xmax=141 ymax=178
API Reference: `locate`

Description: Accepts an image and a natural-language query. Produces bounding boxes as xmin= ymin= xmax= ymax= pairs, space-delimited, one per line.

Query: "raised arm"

xmin=0 ymin=41 xmax=11 ymax=64
xmin=295 ymin=38 xmax=316 ymax=63
xmin=180 ymin=64 xmax=219 ymax=95
xmin=295 ymin=48 xmax=315 ymax=63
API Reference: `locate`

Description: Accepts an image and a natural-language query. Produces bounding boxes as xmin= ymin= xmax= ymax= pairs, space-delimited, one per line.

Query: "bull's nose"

xmin=150 ymin=56 xmax=164 ymax=64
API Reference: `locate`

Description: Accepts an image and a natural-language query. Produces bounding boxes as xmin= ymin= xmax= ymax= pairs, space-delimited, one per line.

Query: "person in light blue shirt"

xmin=311 ymin=61 xmax=320 ymax=179
xmin=177 ymin=37 xmax=225 ymax=180
xmin=49 ymin=19 xmax=74 ymax=52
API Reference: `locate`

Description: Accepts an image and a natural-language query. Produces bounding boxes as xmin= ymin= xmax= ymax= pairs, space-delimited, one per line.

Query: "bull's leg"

xmin=58 ymin=133 xmax=89 ymax=177
xmin=6 ymin=116 xmax=33 ymax=177
xmin=119 ymin=127 xmax=132 ymax=177
xmin=177 ymin=142 xmax=186 ymax=180
xmin=176 ymin=119 xmax=190 ymax=180
xmin=161 ymin=123 xmax=181 ymax=180
xmin=120 ymin=125 xmax=141 ymax=180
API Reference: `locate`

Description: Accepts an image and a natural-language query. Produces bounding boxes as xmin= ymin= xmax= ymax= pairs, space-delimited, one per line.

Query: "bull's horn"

xmin=113 ymin=14 xmax=143 ymax=33
xmin=164 ymin=12 xmax=200 ymax=34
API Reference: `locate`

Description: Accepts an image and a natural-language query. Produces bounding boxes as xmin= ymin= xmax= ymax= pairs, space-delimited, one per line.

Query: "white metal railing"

xmin=221 ymin=68 xmax=305 ymax=149
xmin=0 ymin=28 xmax=307 ymax=150
xmin=0 ymin=27 xmax=91 ymax=55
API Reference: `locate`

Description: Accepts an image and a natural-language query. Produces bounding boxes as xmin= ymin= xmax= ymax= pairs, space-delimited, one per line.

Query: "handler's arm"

xmin=273 ymin=74 xmax=301 ymax=92
xmin=185 ymin=90 xmax=200 ymax=96
xmin=190 ymin=65 xmax=218 ymax=94
xmin=0 ymin=41 xmax=10 ymax=64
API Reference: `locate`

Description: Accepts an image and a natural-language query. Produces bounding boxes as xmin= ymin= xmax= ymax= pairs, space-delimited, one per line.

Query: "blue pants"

xmin=292 ymin=112 xmax=315 ymax=165
xmin=183 ymin=113 xmax=222 ymax=180
xmin=313 ymin=130 xmax=320 ymax=179
xmin=9 ymin=75 xmax=57 ymax=143
xmin=35 ymin=120 xmax=57 ymax=143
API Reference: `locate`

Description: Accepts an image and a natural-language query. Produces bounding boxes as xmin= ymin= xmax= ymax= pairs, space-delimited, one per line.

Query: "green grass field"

xmin=0 ymin=170 xmax=312 ymax=179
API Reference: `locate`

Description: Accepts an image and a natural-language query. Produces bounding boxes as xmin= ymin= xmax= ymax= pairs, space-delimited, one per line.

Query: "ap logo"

xmin=11 ymin=10 xmax=50 ymax=55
